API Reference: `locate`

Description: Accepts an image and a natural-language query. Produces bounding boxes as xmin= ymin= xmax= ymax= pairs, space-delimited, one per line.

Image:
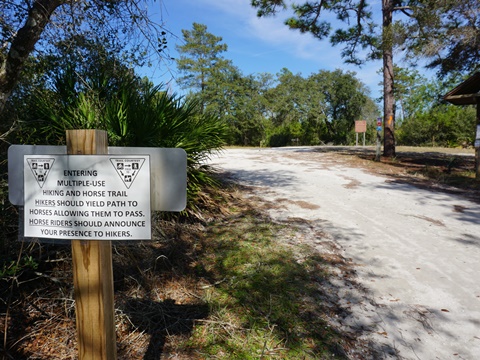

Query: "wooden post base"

xmin=67 ymin=130 xmax=117 ymax=360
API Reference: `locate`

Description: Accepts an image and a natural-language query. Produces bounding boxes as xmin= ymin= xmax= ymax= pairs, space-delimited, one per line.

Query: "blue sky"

xmin=144 ymin=0 xmax=385 ymax=98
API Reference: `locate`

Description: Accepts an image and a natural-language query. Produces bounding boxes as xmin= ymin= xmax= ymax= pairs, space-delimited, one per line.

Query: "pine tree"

xmin=250 ymin=0 xmax=480 ymax=156
xmin=176 ymin=23 xmax=231 ymax=103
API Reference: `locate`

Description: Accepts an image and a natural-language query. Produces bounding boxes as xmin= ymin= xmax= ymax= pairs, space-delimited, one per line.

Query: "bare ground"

xmin=210 ymin=146 xmax=480 ymax=359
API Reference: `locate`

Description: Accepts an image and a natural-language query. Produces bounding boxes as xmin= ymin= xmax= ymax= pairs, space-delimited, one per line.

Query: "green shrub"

xmin=26 ymin=77 xmax=228 ymax=211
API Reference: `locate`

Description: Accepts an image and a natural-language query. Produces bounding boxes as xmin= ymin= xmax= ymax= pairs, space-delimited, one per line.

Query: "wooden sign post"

xmin=9 ymin=132 xmax=187 ymax=359
xmin=476 ymin=105 xmax=480 ymax=179
xmin=66 ymin=130 xmax=117 ymax=360
xmin=375 ymin=117 xmax=382 ymax=162
xmin=355 ymin=120 xmax=367 ymax=147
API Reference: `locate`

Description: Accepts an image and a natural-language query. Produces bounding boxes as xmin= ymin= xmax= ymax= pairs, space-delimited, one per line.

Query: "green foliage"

xmin=258 ymin=68 xmax=373 ymax=146
xmin=252 ymin=0 xmax=379 ymax=66
xmin=176 ymin=23 xmax=231 ymax=94
xmin=264 ymin=68 xmax=311 ymax=127
xmin=311 ymin=69 xmax=369 ymax=144
xmin=265 ymin=121 xmax=304 ymax=147
xmin=251 ymin=0 xmax=480 ymax=77
xmin=176 ymin=23 xmax=273 ymax=146
xmin=397 ymin=105 xmax=476 ymax=147
xmin=393 ymin=70 xmax=477 ymax=148
xmin=31 ymin=76 xmax=228 ymax=200
xmin=250 ymin=0 xmax=479 ymax=156
xmin=175 ymin=23 xmax=378 ymax=147
xmin=401 ymin=0 xmax=480 ymax=76
xmin=185 ymin=212 xmax=347 ymax=358
xmin=0 ymin=0 xmax=171 ymax=116
xmin=0 ymin=174 xmax=16 ymax=254
xmin=8 ymin=38 xmax=228 ymax=211
xmin=209 ymin=72 xmax=271 ymax=146
xmin=0 ymin=255 xmax=38 ymax=279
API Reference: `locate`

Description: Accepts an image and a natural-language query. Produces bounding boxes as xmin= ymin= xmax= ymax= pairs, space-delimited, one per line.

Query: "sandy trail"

xmin=209 ymin=147 xmax=480 ymax=360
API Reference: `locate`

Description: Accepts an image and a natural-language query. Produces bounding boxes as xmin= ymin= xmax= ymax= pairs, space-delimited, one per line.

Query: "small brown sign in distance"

xmin=355 ymin=120 xmax=367 ymax=133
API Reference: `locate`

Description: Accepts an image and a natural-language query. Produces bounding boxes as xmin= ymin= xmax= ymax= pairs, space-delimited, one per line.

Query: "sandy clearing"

xmin=209 ymin=147 xmax=480 ymax=360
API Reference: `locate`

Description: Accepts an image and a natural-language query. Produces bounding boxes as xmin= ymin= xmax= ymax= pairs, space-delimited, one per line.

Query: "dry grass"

xmin=1 ymin=183 xmax=358 ymax=359
xmin=312 ymin=146 xmax=480 ymax=202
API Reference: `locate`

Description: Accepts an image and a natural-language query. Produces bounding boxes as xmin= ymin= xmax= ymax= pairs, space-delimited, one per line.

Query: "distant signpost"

xmin=375 ymin=117 xmax=382 ymax=161
xmin=355 ymin=120 xmax=367 ymax=146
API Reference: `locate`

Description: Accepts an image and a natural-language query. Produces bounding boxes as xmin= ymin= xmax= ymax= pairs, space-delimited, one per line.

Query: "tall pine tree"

xmin=176 ymin=22 xmax=233 ymax=112
xmin=250 ymin=0 xmax=480 ymax=156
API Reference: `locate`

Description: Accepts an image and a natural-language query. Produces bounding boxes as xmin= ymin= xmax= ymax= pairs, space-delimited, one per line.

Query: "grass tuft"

xmin=178 ymin=208 xmax=348 ymax=359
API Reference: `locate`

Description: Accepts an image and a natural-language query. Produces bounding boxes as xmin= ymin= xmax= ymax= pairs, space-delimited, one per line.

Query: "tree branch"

xmin=393 ymin=6 xmax=413 ymax=17
xmin=0 ymin=0 xmax=66 ymax=113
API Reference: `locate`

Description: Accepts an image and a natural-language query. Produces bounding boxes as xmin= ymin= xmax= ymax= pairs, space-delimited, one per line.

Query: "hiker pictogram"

xmin=110 ymin=158 xmax=145 ymax=189
xmin=26 ymin=158 xmax=55 ymax=188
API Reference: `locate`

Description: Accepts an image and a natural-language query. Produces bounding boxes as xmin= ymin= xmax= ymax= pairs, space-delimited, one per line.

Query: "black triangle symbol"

xmin=27 ymin=158 xmax=55 ymax=188
xmin=110 ymin=158 xmax=146 ymax=189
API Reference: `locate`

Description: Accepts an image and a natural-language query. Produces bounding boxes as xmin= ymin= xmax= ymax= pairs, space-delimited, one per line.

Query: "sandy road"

xmin=209 ymin=147 xmax=480 ymax=360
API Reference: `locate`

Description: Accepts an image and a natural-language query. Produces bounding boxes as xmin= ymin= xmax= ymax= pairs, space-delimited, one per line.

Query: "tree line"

xmin=176 ymin=22 xmax=476 ymax=148
xmin=1 ymin=1 xmax=478 ymax=151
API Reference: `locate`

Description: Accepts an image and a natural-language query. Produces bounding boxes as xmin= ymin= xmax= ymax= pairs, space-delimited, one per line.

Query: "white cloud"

xmin=195 ymin=0 xmax=330 ymax=61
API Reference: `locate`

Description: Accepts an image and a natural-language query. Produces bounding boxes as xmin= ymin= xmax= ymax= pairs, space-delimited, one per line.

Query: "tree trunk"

xmin=0 ymin=0 xmax=65 ymax=115
xmin=382 ymin=0 xmax=396 ymax=157
xmin=476 ymin=104 xmax=480 ymax=179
